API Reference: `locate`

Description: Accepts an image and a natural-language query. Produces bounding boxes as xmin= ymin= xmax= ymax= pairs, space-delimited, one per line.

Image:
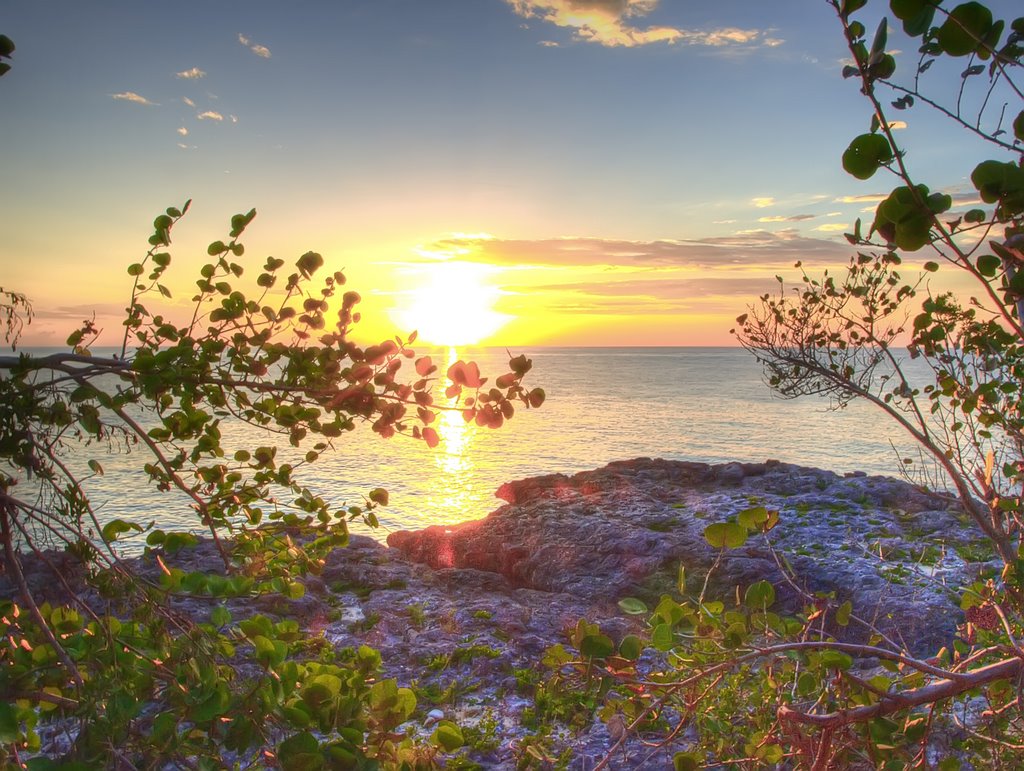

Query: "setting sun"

xmin=392 ymin=261 xmax=510 ymax=346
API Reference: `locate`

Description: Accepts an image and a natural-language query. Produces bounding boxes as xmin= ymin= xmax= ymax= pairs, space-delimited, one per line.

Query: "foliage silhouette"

xmin=0 ymin=205 xmax=543 ymax=767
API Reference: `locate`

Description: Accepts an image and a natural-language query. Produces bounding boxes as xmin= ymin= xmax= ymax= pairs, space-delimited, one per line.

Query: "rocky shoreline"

xmin=5 ymin=458 xmax=996 ymax=768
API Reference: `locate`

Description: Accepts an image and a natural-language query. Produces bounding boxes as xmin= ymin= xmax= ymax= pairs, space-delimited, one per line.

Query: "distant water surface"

xmin=15 ymin=346 xmax=926 ymax=550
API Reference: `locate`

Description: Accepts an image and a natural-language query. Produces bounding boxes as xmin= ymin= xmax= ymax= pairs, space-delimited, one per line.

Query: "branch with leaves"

xmin=0 ymin=204 xmax=543 ymax=767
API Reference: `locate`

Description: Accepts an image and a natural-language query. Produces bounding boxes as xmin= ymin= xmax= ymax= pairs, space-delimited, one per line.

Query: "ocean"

xmin=14 ymin=346 xmax=929 ymax=551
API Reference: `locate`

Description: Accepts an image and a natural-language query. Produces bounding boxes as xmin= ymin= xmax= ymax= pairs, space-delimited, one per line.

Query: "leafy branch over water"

xmin=0 ymin=205 xmax=543 ymax=767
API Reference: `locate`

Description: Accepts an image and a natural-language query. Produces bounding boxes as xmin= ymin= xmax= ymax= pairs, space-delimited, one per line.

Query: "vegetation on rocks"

xmin=5 ymin=0 xmax=1024 ymax=767
xmin=0 ymin=206 xmax=542 ymax=768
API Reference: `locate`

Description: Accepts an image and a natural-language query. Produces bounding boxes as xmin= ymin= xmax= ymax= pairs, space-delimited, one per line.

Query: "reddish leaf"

xmin=447 ymin=360 xmax=483 ymax=388
xmin=423 ymin=427 xmax=439 ymax=448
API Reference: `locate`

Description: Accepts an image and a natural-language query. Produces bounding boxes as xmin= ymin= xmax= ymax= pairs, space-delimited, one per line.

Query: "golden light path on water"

xmin=432 ymin=347 xmax=475 ymax=513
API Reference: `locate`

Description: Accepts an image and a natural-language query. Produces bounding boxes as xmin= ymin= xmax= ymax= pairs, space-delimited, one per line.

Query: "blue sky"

xmin=1 ymin=0 xmax=1016 ymax=345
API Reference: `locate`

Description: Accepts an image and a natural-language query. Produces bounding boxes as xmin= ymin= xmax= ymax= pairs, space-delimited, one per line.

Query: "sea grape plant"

xmin=0 ymin=204 xmax=543 ymax=767
xmin=736 ymin=0 xmax=1024 ymax=764
xmin=536 ymin=1 xmax=1024 ymax=767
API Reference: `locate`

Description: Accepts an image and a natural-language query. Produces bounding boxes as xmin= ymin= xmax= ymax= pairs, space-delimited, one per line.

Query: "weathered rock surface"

xmin=389 ymin=457 xmax=989 ymax=654
xmin=3 ymin=458 xmax=995 ymax=769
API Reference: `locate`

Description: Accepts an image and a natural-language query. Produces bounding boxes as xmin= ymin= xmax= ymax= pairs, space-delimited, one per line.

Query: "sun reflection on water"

xmin=432 ymin=347 xmax=476 ymax=514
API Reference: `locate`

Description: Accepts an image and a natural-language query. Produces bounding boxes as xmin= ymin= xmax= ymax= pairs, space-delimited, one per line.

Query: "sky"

xmin=1 ymin=0 xmax=1017 ymax=347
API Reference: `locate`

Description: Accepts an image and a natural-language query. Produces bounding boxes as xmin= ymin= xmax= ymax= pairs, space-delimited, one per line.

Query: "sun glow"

xmin=393 ymin=262 xmax=510 ymax=346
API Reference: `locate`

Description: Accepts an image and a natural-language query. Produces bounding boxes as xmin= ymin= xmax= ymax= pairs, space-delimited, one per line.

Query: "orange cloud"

xmin=505 ymin=0 xmax=777 ymax=48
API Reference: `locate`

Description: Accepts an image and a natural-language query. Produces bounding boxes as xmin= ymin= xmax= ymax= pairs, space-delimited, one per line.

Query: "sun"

xmin=392 ymin=262 xmax=510 ymax=346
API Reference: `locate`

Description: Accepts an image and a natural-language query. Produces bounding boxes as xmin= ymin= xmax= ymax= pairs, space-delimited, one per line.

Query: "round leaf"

xmin=704 ymin=522 xmax=748 ymax=549
xmin=936 ymin=2 xmax=993 ymax=57
xmin=744 ymin=580 xmax=776 ymax=609
xmin=617 ymin=597 xmax=649 ymax=615
xmin=977 ymin=254 xmax=1001 ymax=277
xmin=430 ymin=721 xmax=464 ymax=752
xmin=842 ymin=133 xmax=893 ymax=180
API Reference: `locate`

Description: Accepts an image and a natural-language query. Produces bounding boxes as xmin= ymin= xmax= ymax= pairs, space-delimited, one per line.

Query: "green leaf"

xmin=431 ymin=721 xmax=464 ymax=752
xmin=977 ymin=254 xmax=1001 ymax=277
xmin=618 ymin=634 xmax=643 ymax=661
xmin=278 ymin=731 xmax=323 ymax=771
xmin=842 ymin=133 xmax=893 ymax=179
xmin=936 ymin=2 xmax=993 ymax=56
xmin=0 ymin=35 xmax=14 ymax=58
xmin=923 ymin=261 xmax=939 ymax=272
xmin=617 ymin=597 xmax=649 ymax=615
xmin=869 ymin=18 xmax=887 ymax=59
xmin=819 ymin=650 xmax=854 ymax=670
xmin=704 ymin=522 xmax=748 ymax=549
xmin=744 ymin=580 xmax=776 ymax=609
xmin=210 ymin=605 xmax=231 ymax=627
xmin=840 ymin=0 xmax=867 ymax=19
xmin=0 ymin=702 xmax=20 ymax=743
xmin=101 ymin=518 xmax=143 ymax=543
xmin=835 ymin=600 xmax=853 ymax=626
xmin=580 ymin=633 xmax=614 ymax=659
xmin=673 ymin=752 xmax=700 ymax=771
xmin=737 ymin=506 xmax=769 ymax=530
xmin=891 ymin=0 xmax=937 ymax=36
xmin=972 ymin=160 xmax=1024 ymax=216
xmin=797 ymin=670 xmax=818 ymax=697
xmin=651 ymin=623 xmax=674 ymax=652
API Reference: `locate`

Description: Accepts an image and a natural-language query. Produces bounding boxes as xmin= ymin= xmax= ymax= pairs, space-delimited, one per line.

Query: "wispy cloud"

xmin=175 ymin=67 xmax=206 ymax=80
xmin=111 ymin=91 xmax=157 ymax=106
xmin=834 ymin=193 xmax=885 ymax=204
xmin=183 ymin=96 xmax=196 ymax=108
xmin=413 ymin=231 xmax=851 ymax=271
xmin=177 ymin=126 xmax=189 ymax=136
xmin=758 ymin=213 xmax=816 ymax=223
xmin=751 ymin=197 xmax=775 ymax=208
xmin=503 ymin=275 xmax=785 ymax=315
xmin=815 ymin=222 xmax=850 ymax=232
xmin=505 ymin=1 xmax=779 ymax=49
xmin=197 ymin=111 xmax=224 ymax=121
xmin=238 ymin=33 xmax=271 ymax=58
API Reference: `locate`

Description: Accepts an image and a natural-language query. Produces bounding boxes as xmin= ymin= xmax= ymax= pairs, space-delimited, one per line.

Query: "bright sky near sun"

xmin=1 ymin=0 xmax=1017 ymax=347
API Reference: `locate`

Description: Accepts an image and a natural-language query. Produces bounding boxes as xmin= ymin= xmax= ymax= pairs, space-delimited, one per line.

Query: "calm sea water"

xmin=15 ymin=347 xmax=926 ymax=551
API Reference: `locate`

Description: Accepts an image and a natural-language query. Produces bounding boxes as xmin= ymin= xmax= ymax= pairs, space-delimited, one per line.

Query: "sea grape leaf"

xmin=704 ymin=522 xmax=747 ymax=549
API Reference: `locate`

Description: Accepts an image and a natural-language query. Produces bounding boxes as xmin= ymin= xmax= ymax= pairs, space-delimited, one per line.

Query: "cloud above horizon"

xmin=111 ymin=91 xmax=157 ymax=106
xmin=505 ymin=0 xmax=780 ymax=48
xmin=502 ymin=275 xmax=781 ymax=315
xmin=238 ymin=33 xmax=271 ymax=58
xmin=175 ymin=67 xmax=206 ymax=80
xmin=411 ymin=231 xmax=851 ymax=271
xmin=758 ymin=213 xmax=816 ymax=223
